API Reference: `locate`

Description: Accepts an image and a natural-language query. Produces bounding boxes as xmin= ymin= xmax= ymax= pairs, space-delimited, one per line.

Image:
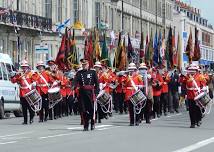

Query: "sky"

xmin=187 ymin=0 xmax=214 ymax=26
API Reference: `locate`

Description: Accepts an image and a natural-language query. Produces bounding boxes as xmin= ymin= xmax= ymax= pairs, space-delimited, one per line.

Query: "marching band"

xmin=9 ymin=59 xmax=213 ymax=130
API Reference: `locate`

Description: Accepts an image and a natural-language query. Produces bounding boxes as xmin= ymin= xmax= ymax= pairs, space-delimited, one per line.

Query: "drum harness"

xmin=191 ymin=76 xmax=213 ymax=115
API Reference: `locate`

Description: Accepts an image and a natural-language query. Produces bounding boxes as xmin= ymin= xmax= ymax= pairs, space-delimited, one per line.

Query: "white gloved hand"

xmin=53 ymin=81 xmax=58 ymax=86
xmin=32 ymin=82 xmax=37 ymax=87
xmin=147 ymin=74 xmax=151 ymax=79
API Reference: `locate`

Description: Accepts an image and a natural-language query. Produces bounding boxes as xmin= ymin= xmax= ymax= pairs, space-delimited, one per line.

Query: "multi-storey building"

xmin=173 ymin=0 xmax=214 ymax=69
xmin=0 ymin=0 xmax=174 ymax=67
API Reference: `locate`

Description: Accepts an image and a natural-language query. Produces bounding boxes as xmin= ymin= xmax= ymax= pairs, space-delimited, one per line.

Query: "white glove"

xmin=32 ymin=82 xmax=36 ymax=87
xmin=147 ymin=74 xmax=151 ymax=79
xmin=53 ymin=81 xmax=58 ymax=86
xmin=202 ymin=86 xmax=208 ymax=93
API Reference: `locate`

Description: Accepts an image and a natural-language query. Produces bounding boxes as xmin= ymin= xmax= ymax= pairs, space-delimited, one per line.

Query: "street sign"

xmin=35 ymin=44 xmax=49 ymax=54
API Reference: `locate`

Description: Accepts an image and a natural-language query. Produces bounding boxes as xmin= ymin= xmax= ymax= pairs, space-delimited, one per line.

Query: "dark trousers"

xmin=188 ymin=100 xmax=202 ymax=125
xmin=143 ymin=99 xmax=152 ymax=123
xmin=169 ymin=91 xmax=179 ymax=112
xmin=116 ymin=93 xmax=126 ymax=114
xmin=20 ymin=97 xmax=34 ymax=123
xmin=153 ymin=96 xmax=161 ymax=117
xmin=128 ymin=101 xmax=140 ymax=125
xmin=62 ymin=97 xmax=68 ymax=116
xmin=39 ymin=94 xmax=49 ymax=121
xmin=160 ymin=93 xmax=168 ymax=114
xmin=54 ymin=101 xmax=62 ymax=118
xmin=68 ymin=96 xmax=74 ymax=115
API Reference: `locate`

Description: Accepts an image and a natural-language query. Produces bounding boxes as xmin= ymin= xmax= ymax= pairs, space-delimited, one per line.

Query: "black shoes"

xmin=30 ymin=119 xmax=34 ymax=124
xmin=83 ymin=128 xmax=89 ymax=131
xmin=22 ymin=122 xmax=27 ymax=125
xmin=190 ymin=125 xmax=195 ymax=128
xmin=91 ymin=125 xmax=95 ymax=130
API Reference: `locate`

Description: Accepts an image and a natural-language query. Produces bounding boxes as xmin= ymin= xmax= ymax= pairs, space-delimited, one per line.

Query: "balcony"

xmin=0 ymin=7 xmax=52 ymax=31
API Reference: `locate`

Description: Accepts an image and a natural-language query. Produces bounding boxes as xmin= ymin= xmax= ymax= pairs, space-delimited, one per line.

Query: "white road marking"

xmin=0 ymin=141 xmax=17 ymax=145
xmin=0 ymin=132 xmax=33 ymax=138
xmin=97 ymin=126 xmax=121 ymax=131
xmin=39 ymin=132 xmax=82 ymax=139
xmin=1 ymin=136 xmax=29 ymax=140
xmin=167 ymin=113 xmax=182 ymax=118
xmin=172 ymin=137 xmax=214 ymax=152
xmin=67 ymin=124 xmax=113 ymax=130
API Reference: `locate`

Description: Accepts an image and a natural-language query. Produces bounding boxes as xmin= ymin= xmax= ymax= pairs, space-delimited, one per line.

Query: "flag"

xmin=185 ymin=28 xmax=193 ymax=63
xmin=147 ymin=30 xmax=153 ymax=66
xmin=118 ymin=37 xmax=127 ymax=70
xmin=193 ymin=27 xmax=201 ymax=61
xmin=158 ymin=31 xmax=163 ymax=65
xmin=153 ymin=32 xmax=159 ymax=66
xmin=70 ymin=29 xmax=78 ymax=67
xmin=166 ymin=27 xmax=173 ymax=69
xmin=86 ymin=33 xmax=94 ymax=68
xmin=144 ymin=34 xmax=149 ymax=64
xmin=93 ymin=29 xmax=101 ymax=61
xmin=140 ymin=32 xmax=144 ymax=62
xmin=101 ymin=33 xmax=108 ymax=61
xmin=177 ymin=33 xmax=182 ymax=70
xmin=172 ymin=32 xmax=178 ymax=67
xmin=127 ymin=34 xmax=134 ymax=62
xmin=55 ymin=32 xmax=67 ymax=70
xmin=113 ymin=32 xmax=122 ymax=68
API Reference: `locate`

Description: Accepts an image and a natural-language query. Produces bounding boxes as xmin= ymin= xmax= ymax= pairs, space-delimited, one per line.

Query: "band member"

xmin=60 ymin=74 xmax=69 ymax=117
xmin=32 ymin=61 xmax=53 ymax=122
xmin=160 ymin=68 xmax=170 ymax=116
xmin=139 ymin=62 xmax=152 ymax=124
xmin=185 ymin=64 xmax=207 ymax=128
xmin=94 ymin=61 xmax=106 ymax=123
xmin=152 ymin=67 xmax=163 ymax=118
xmin=73 ymin=59 xmax=99 ymax=131
xmin=115 ymin=71 xmax=127 ymax=114
xmin=10 ymin=60 xmax=35 ymax=124
xmin=124 ymin=63 xmax=144 ymax=126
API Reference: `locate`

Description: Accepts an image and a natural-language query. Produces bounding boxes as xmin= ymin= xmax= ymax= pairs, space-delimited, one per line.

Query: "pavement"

xmin=1 ymin=106 xmax=214 ymax=152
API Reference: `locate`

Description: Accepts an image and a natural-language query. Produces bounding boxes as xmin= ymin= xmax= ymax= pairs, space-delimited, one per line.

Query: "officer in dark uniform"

xmin=73 ymin=59 xmax=99 ymax=131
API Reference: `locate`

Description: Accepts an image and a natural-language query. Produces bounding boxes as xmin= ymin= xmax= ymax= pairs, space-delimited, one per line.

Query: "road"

xmin=0 ymin=107 xmax=214 ymax=152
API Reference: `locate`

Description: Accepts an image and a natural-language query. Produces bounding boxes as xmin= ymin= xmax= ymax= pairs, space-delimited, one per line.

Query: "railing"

xmin=0 ymin=7 xmax=52 ymax=31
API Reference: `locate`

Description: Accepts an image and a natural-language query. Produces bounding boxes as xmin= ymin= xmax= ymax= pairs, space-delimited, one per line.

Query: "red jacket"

xmin=115 ymin=75 xmax=126 ymax=93
xmin=32 ymin=70 xmax=54 ymax=95
xmin=11 ymin=71 xmax=34 ymax=97
xmin=162 ymin=72 xmax=170 ymax=94
xmin=185 ymin=73 xmax=206 ymax=100
xmin=124 ymin=74 xmax=143 ymax=101
xmin=152 ymin=72 xmax=163 ymax=97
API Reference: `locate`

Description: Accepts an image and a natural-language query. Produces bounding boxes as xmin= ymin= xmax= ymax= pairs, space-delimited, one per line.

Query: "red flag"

xmin=172 ymin=34 xmax=178 ymax=66
xmin=140 ymin=32 xmax=144 ymax=61
xmin=55 ymin=33 xmax=67 ymax=70
xmin=185 ymin=28 xmax=193 ymax=63
xmin=193 ymin=27 xmax=201 ymax=61
xmin=86 ymin=33 xmax=94 ymax=68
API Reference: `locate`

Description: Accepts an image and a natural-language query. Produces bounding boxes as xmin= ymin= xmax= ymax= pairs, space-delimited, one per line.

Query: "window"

xmin=57 ymin=0 xmax=62 ymax=22
xmin=45 ymin=0 xmax=52 ymax=18
xmin=5 ymin=63 xmax=12 ymax=73
xmin=0 ymin=39 xmax=4 ymax=53
xmin=1 ymin=63 xmax=8 ymax=80
xmin=73 ymin=0 xmax=79 ymax=22
xmin=95 ymin=2 xmax=101 ymax=28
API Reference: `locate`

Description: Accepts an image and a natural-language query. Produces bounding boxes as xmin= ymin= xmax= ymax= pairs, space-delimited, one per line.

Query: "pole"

xmin=140 ymin=0 xmax=142 ymax=33
xmin=155 ymin=0 xmax=158 ymax=33
xmin=122 ymin=0 xmax=124 ymax=32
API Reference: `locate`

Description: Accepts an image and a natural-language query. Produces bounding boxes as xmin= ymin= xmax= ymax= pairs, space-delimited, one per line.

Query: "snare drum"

xmin=97 ymin=91 xmax=111 ymax=106
xmin=130 ymin=90 xmax=147 ymax=106
xmin=48 ymin=87 xmax=62 ymax=102
xmin=194 ymin=92 xmax=211 ymax=109
xmin=48 ymin=87 xmax=62 ymax=109
xmin=24 ymin=89 xmax=42 ymax=112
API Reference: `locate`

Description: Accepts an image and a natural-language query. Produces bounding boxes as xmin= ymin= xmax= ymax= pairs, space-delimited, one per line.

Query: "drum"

xmin=97 ymin=91 xmax=111 ymax=106
xmin=24 ymin=89 xmax=42 ymax=112
xmin=130 ymin=90 xmax=147 ymax=107
xmin=48 ymin=87 xmax=62 ymax=109
xmin=194 ymin=92 xmax=211 ymax=110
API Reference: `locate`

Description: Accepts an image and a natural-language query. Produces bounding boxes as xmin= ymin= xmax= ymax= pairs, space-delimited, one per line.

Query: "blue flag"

xmin=153 ymin=32 xmax=159 ymax=66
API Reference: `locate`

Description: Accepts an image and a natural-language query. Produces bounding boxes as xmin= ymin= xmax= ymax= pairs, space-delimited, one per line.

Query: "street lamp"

xmin=111 ymin=0 xmax=124 ymax=32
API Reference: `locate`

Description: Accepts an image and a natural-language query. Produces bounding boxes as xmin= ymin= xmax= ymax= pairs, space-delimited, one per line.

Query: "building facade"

xmin=0 ymin=0 xmax=174 ymax=67
xmin=173 ymin=0 xmax=214 ymax=69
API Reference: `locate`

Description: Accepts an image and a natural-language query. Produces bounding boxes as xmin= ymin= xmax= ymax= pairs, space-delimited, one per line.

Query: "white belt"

xmin=20 ymin=86 xmax=29 ymax=89
xmin=37 ymin=84 xmax=48 ymax=87
xmin=187 ymin=87 xmax=197 ymax=91
xmin=126 ymin=87 xmax=134 ymax=90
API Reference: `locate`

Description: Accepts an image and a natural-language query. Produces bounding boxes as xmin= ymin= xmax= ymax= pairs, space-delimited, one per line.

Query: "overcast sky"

xmin=189 ymin=0 xmax=214 ymax=25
